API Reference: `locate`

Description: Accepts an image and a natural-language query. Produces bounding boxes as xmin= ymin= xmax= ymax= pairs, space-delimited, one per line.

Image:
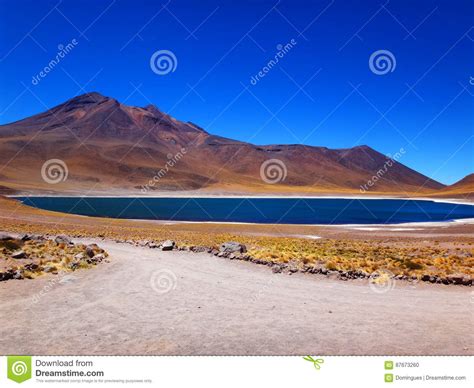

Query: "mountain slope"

xmin=0 ymin=92 xmax=447 ymax=195
xmin=431 ymin=174 xmax=474 ymax=199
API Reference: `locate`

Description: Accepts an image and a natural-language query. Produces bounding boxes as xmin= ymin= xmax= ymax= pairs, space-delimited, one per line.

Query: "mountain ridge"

xmin=0 ymin=91 xmax=467 ymax=197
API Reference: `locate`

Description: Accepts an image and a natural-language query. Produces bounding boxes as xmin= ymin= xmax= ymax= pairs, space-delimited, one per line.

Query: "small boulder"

xmin=11 ymin=250 xmax=27 ymax=259
xmin=219 ymin=242 xmax=247 ymax=254
xmin=55 ymin=235 xmax=72 ymax=245
xmin=85 ymin=244 xmax=101 ymax=258
xmin=24 ymin=263 xmax=39 ymax=271
xmin=160 ymin=240 xmax=176 ymax=251
xmin=91 ymin=253 xmax=106 ymax=263
xmin=43 ymin=265 xmax=56 ymax=273
xmin=272 ymin=265 xmax=283 ymax=274
xmin=0 ymin=271 xmax=13 ymax=281
xmin=0 ymin=233 xmax=15 ymax=241
xmin=446 ymin=274 xmax=465 ymax=285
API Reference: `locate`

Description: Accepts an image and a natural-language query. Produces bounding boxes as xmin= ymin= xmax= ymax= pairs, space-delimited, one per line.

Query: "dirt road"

xmin=0 ymin=240 xmax=472 ymax=355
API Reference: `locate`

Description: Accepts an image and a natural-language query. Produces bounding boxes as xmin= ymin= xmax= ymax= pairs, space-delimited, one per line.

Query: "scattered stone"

xmin=43 ymin=265 xmax=56 ymax=273
xmin=160 ymin=240 xmax=176 ymax=251
xmin=94 ymin=253 xmax=106 ymax=261
xmin=55 ymin=235 xmax=72 ymax=245
xmin=0 ymin=271 xmax=13 ymax=281
xmin=13 ymin=270 xmax=24 ymax=280
xmin=68 ymin=261 xmax=80 ymax=270
xmin=272 ymin=265 xmax=283 ymax=274
xmin=11 ymin=250 xmax=27 ymax=259
xmin=446 ymin=274 xmax=464 ymax=285
xmin=86 ymin=244 xmax=101 ymax=258
xmin=462 ymin=276 xmax=472 ymax=286
xmin=421 ymin=274 xmax=430 ymax=282
xmin=0 ymin=233 xmax=14 ymax=241
xmin=191 ymin=246 xmax=209 ymax=253
xmin=219 ymin=242 xmax=247 ymax=254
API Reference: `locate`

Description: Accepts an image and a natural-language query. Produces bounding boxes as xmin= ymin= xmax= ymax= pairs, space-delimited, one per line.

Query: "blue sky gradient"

xmin=0 ymin=0 xmax=473 ymax=184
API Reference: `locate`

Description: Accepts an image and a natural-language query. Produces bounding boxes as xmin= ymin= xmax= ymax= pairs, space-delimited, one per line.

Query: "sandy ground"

xmin=0 ymin=239 xmax=472 ymax=356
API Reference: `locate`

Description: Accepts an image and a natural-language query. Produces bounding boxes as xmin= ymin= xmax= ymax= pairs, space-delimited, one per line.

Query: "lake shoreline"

xmin=14 ymin=196 xmax=474 ymax=226
xmin=8 ymin=193 xmax=474 ymax=206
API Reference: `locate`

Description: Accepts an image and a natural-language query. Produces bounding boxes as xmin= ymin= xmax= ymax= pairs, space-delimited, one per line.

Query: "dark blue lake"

xmin=16 ymin=197 xmax=474 ymax=225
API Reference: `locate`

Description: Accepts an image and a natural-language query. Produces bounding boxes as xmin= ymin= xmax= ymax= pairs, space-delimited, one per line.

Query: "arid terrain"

xmin=0 ymin=92 xmax=472 ymax=197
xmin=1 ymin=237 xmax=472 ymax=355
xmin=1 ymin=196 xmax=473 ymax=282
xmin=0 ymin=93 xmax=472 ymax=355
xmin=0 ymin=193 xmax=473 ymax=355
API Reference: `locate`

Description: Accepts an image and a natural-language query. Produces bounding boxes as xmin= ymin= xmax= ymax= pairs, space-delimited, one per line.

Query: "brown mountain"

xmin=0 ymin=92 xmax=447 ymax=195
xmin=431 ymin=174 xmax=474 ymax=199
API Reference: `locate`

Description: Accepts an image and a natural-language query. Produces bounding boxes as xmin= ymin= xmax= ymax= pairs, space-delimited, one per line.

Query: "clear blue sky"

xmin=0 ymin=0 xmax=473 ymax=185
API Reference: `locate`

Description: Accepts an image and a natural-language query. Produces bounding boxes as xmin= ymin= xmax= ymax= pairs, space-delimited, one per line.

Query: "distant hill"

xmin=430 ymin=174 xmax=474 ymax=199
xmin=0 ymin=92 xmax=452 ymax=196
